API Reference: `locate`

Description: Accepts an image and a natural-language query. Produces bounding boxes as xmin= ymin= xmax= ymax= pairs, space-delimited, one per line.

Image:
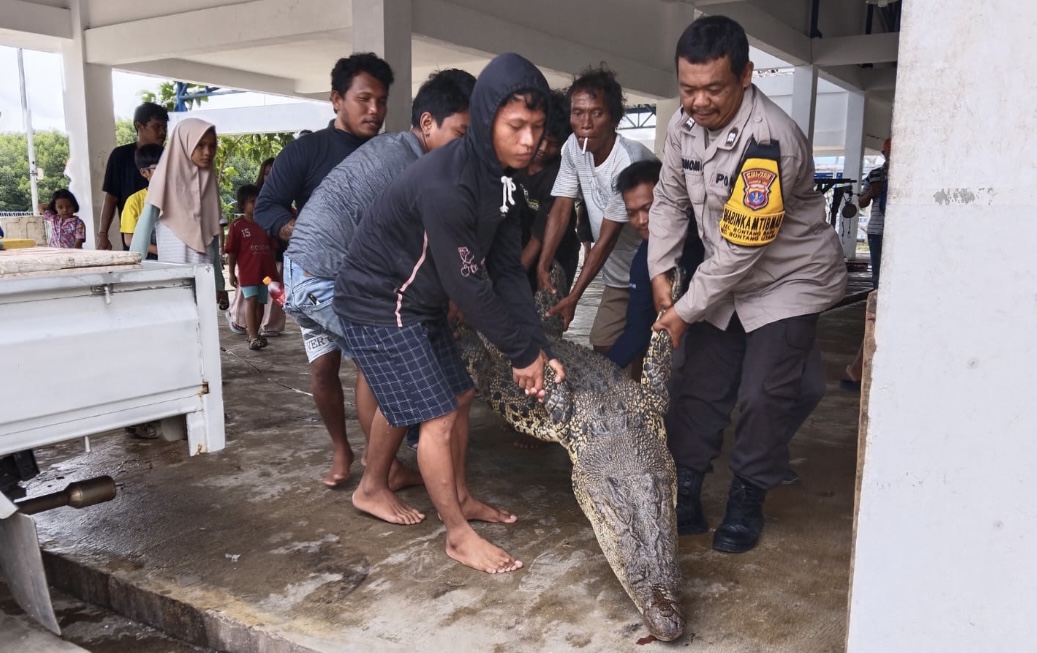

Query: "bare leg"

xmin=419 ymin=411 xmax=522 ymax=574
xmin=355 ymin=369 xmax=422 ymax=490
xmin=352 ymin=407 xmax=425 ymax=525
xmin=847 ymin=340 xmax=865 ymax=382
xmin=311 ymin=350 xmax=354 ymax=486
xmin=355 ymin=367 xmax=376 ymax=441
xmin=244 ymin=296 xmax=260 ymax=340
xmin=452 ymin=389 xmax=516 ymax=524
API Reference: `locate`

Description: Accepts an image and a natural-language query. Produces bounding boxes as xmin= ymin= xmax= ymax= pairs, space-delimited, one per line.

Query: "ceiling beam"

xmin=116 ymin=59 xmax=298 ymax=98
xmin=697 ymin=1 xmax=812 ymax=65
xmin=412 ymin=0 xmax=676 ymax=99
xmin=84 ymin=0 xmax=350 ymax=66
xmin=0 ymin=0 xmax=71 ymax=40
xmin=812 ymin=32 xmax=899 ymax=66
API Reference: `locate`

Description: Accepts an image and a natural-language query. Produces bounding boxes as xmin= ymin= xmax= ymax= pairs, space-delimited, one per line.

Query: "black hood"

xmin=468 ymin=53 xmax=550 ymax=176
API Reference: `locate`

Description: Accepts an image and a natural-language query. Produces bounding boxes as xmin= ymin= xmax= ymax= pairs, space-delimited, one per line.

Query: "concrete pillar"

xmin=654 ymin=98 xmax=680 ymax=157
xmin=352 ymin=0 xmax=412 ymax=133
xmin=843 ymin=90 xmax=865 ymax=186
xmin=839 ymin=90 xmax=866 ymax=260
xmin=790 ymin=65 xmax=818 ymax=144
xmin=60 ymin=0 xmax=115 ymax=249
xmin=846 ymin=0 xmax=1037 ymax=651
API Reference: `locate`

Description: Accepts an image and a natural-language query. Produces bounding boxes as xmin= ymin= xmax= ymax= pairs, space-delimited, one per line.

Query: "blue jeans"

xmin=282 ymin=255 xmax=352 ymax=362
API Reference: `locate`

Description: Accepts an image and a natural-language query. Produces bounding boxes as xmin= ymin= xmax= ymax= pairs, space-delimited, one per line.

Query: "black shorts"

xmin=341 ymin=319 xmax=474 ymax=427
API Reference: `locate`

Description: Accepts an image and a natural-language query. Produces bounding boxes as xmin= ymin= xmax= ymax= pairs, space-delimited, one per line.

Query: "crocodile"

xmin=456 ymin=269 xmax=684 ymax=641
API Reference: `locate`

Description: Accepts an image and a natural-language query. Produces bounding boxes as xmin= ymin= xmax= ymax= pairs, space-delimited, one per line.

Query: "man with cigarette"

xmin=537 ymin=67 xmax=656 ymax=353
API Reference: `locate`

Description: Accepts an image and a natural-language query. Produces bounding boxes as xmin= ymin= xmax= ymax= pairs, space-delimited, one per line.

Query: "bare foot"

xmin=388 ymin=458 xmax=423 ymax=491
xmin=446 ymin=531 xmax=523 ymax=574
xmin=323 ymin=449 xmax=355 ymax=488
xmin=351 ymin=488 xmax=425 ymax=525
xmin=457 ymin=495 xmax=518 ymax=523
xmin=513 ymin=434 xmax=549 ymax=449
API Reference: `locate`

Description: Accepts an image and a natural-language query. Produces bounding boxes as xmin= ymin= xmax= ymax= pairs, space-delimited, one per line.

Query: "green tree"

xmin=0 ymin=131 xmax=70 ymax=212
xmin=215 ymin=133 xmax=293 ymax=216
xmin=115 ymin=119 xmax=136 ymax=146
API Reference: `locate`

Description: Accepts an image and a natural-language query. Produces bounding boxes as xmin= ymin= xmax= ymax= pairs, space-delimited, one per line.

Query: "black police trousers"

xmin=666 ymin=312 xmax=826 ymax=490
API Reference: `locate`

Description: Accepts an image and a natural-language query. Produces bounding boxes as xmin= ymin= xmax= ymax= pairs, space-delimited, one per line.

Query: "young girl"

xmin=130 ymin=118 xmax=227 ymax=307
xmin=44 ymin=189 xmax=86 ymax=249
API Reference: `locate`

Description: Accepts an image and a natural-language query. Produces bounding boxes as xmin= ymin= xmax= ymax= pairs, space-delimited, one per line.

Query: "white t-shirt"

xmin=551 ymin=133 xmax=656 ymax=287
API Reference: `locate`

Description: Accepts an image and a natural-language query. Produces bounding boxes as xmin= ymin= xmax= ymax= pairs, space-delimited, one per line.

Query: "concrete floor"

xmin=16 ymin=285 xmax=866 ymax=653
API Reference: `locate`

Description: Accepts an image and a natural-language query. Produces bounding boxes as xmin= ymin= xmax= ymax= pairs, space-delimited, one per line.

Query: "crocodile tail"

xmin=640 ymin=267 xmax=685 ymax=421
xmin=534 ymin=262 xmax=569 ymax=338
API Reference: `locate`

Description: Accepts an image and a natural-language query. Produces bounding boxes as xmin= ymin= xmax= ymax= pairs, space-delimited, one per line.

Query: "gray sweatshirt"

xmin=285 ymin=131 xmax=424 ymax=279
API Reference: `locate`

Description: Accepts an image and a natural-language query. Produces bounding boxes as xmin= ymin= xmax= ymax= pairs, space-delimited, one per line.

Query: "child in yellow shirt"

xmin=120 ymin=144 xmax=163 ymax=258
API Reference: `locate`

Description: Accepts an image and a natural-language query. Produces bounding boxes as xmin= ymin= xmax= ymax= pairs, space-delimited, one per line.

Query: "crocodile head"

xmin=567 ymin=408 xmax=684 ymax=641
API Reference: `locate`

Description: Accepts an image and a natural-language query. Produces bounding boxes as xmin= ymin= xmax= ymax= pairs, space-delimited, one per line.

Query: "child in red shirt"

xmin=225 ymin=184 xmax=278 ymax=350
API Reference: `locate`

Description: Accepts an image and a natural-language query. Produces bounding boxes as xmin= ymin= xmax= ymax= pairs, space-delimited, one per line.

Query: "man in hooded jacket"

xmin=335 ymin=53 xmax=565 ymax=574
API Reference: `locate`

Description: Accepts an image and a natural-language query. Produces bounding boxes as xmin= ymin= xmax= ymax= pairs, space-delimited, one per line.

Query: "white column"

xmin=847 ymin=0 xmax=1037 ymax=651
xmin=654 ymin=98 xmax=680 ymax=157
xmin=790 ymin=65 xmax=818 ymax=144
xmin=352 ymin=0 xmax=412 ymax=133
xmin=843 ymin=90 xmax=865 ymax=186
xmin=61 ymin=0 xmax=115 ymax=249
xmin=839 ymin=89 xmax=866 ymax=260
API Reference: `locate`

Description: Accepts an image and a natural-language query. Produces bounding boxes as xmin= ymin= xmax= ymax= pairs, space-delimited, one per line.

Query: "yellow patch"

xmin=720 ymin=156 xmax=784 ymax=246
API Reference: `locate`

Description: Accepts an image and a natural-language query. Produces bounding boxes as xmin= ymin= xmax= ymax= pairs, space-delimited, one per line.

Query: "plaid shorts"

xmin=341 ymin=319 xmax=474 ymax=428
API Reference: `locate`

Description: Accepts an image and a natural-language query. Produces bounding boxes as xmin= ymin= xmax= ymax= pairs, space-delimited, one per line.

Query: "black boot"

xmin=675 ymin=465 xmax=708 ymax=535
xmin=712 ymin=475 xmax=767 ymax=553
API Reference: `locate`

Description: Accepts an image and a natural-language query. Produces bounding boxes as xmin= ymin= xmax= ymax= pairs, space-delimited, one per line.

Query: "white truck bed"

xmin=0 ymin=248 xmax=225 ymax=463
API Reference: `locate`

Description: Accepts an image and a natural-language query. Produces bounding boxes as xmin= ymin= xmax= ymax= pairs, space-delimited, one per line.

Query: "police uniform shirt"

xmin=647 ymin=84 xmax=847 ymax=332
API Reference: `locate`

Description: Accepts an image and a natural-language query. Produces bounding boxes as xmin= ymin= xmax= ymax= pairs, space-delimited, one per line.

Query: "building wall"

xmin=846 ymin=0 xmax=1037 ymax=650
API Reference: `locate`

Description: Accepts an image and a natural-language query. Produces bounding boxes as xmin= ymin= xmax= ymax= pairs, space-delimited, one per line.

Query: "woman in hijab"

xmin=131 ymin=117 xmax=227 ymax=306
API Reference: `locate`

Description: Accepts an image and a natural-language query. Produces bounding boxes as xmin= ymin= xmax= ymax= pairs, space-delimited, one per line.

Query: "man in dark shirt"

xmin=96 ymin=102 xmax=168 ymax=250
xmin=605 ymin=160 xmax=704 ymax=376
xmin=335 ymin=53 xmax=564 ymax=574
xmin=253 ymin=52 xmax=393 ymax=488
xmin=254 ymin=52 xmax=394 ymax=243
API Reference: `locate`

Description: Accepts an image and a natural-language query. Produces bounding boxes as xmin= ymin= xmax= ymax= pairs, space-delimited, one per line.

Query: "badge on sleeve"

xmin=720 ymin=139 xmax=784 ymax=247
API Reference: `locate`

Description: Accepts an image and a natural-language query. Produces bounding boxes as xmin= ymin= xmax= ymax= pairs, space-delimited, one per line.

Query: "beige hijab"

xmin=147 ymin=117 xmax=222 ymax=254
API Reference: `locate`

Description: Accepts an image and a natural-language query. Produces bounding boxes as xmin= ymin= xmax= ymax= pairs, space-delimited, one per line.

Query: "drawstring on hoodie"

xmin=500 ymin=175 xmax=517 ymax=214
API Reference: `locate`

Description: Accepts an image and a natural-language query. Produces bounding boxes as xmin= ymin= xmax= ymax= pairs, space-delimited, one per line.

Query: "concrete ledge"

xmin=44 ymin=552 xmax=317 ymax=653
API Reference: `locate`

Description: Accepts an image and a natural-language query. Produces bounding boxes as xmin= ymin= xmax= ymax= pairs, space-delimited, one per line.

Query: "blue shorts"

xmin=239 ymin=285 xmax=269 ymax=303
xmin=282 ymin=255 xmax=352 ymax=363
xmin=342 ymin=319 xmax=474 ymax=428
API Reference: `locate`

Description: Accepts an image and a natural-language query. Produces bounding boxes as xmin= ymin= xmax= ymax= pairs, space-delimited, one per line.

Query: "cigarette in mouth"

xmin=581 ymin=137 xmax=588 ymax=153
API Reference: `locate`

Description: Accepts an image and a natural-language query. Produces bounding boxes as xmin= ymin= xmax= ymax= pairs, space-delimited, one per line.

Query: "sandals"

xmin=248 ymin=336 xmax=268 ymax=350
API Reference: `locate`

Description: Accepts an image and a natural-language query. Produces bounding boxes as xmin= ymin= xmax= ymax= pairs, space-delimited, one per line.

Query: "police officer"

xmin=649 ymin=15 xmax=847 ymax=553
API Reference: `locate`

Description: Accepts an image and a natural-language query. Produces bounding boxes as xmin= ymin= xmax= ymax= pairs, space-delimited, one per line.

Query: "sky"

xmin=0 ymin=45 xmax=304 ymax=134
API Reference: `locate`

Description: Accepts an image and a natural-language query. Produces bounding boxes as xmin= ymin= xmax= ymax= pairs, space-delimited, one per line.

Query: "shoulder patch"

xmin=719 ymin=155 xmax=784 ymax=247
